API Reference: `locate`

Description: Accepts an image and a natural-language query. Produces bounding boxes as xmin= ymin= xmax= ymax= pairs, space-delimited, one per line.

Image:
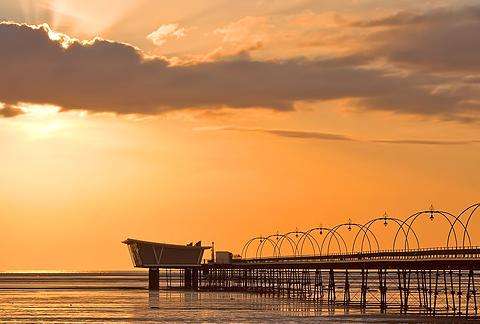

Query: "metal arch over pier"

xmin=240 ymin=204 xmax=477 ymax=258
xmin=124 ymin=203 xmax=480 ymax=319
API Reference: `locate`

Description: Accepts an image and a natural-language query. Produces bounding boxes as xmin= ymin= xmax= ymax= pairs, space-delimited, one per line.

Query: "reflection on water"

xmin=0 ymin=272 xmax=436 ymax=322
xmin=0 ymin=290 xmax=434 ymax=322
xmin=148 ymin=290 xmax=159 ymax=309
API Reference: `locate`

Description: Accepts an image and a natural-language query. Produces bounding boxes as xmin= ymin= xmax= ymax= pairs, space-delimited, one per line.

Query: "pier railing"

xmin=238 ymin=246 xmax=480 ymax=263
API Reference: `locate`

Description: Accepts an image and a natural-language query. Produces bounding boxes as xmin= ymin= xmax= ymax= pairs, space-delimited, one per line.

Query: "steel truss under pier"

xmin=162 ymin=248 xmax=480 ymax=319
xmin=198 ymin=267 xmax=479 ymax=317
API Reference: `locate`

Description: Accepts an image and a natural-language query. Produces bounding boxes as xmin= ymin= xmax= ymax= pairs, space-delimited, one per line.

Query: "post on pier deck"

xmin=149 ymin=267 xmax=160 ymax=291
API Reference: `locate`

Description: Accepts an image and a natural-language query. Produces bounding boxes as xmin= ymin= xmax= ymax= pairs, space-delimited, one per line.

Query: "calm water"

xmin=0 ymin=272 xmax=436 ymax=322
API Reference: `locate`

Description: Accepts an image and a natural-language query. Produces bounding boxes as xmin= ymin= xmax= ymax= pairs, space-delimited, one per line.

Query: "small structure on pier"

xmin=122 ymin=238 xmax=211 ymax=290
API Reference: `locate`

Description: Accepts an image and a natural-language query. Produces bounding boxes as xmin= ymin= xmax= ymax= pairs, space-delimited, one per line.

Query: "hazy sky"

xmin=1 ymin=0 xmax=479 ymax=270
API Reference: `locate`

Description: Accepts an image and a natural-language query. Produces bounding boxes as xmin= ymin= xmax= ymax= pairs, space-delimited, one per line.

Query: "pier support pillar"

xmin=185 ymin=268 xmax=192 ymax=289
xmin=192 ymin=268 xmax=199 ymax=290
xmin=184 ymin=268 xmax=199 ymax=290
xmin=184 ymin=268 xmax=198 ymax=289
xmin=149 ymin=267 xmax=160 ymax=291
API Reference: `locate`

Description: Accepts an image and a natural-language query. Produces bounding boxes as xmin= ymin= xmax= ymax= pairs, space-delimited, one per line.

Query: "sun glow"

xmin=10 ymin=103 xmax=68 ymax=139
xmin=42 ymin=0 xmax=139 ymax=37
xmin=44 ymin=24 xmax=75 ymax=49
xmin=25 ymin=121 xmax=65 ymax=139
xmin=18 ymin=103 xmax=61 ymax=116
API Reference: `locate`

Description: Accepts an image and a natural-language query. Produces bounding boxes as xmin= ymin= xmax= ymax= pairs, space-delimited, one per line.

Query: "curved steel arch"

xmin=393 ymin=209 xmax=469 ymax=250
xmin=241 ymin=236 xmax=277 ymax=259
xmin=241 ymin=237 xmax=259 ymax=258
xmin=297 ymin=227 xmax=347 ymax=256
xmin=321 ymin=222 xmax=380 ymax=254
xmin=258 ymin=234 xmax=297 ymax=258
xmin=241 ymin=203 xmax=479 ymax=258
xmin=291 ymin=230 xmax=322 ymax=256
xmin=255 ymin=237 xmax=278 ymax=258
xmin=450 ymin=203 xmax=479 ymax=247
xmin=441 ymin=210 xmax=471 ymax=248
xmin=295 ymin=231 xmax=320 ymax=256
xmin=463 ymin=203 xmax=479 ymax=246
xmin=353 ymin=216 xmax=420 ymax=252
xmin=276 ymin=231 xmax=317 ymax=257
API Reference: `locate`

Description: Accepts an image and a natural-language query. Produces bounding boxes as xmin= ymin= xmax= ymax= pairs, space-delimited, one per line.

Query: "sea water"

xmin=0 ymin=272 xmax=434 ymax=322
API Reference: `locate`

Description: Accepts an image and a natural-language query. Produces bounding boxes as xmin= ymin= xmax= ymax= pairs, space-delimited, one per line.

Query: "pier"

xmin=124 ymin=203 xmax=480 ymax=318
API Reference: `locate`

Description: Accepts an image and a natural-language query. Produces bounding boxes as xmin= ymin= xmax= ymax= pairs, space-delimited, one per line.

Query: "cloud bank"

xmin=1 ymin=7 xmax=480 ymax=121
xmin=360 ymin=6 xmax=480 ymax=72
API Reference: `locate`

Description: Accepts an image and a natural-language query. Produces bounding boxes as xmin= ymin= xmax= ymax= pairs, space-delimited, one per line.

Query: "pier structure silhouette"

xmin=125 ymin=203 xmax=480 ymax=318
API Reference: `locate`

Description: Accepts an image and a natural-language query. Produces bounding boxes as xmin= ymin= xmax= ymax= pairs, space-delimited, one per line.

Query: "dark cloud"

xmin=0 ymin=105 xmax=23 ymax=118
xmin=0 ymin=22 xmax=392 ymax=114
xmin=219 ymin=126 xmax=354 ymax=141
xmin=356 ymin=87 xmax=472 ymax=118
xmin=0 ymin=22 xmax=479 ymax=121
xmin=214 ymin=127 xmax=479 ymax=146
xmin=352 ymin=6 xmax=480 ymax=27
xmin=360 ymin=6 xmax=480 ymax=72
xmin=372 ymin=139 xmax=476 ymax=146
xmin=262 ymin=129 xmax=353 ymax=141
xmin=231 ymin=127 xmax=353 ymax=141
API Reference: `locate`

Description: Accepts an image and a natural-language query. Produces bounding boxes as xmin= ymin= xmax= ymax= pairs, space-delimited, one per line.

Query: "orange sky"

xmin=0 ymin=0 xmax=480 ymax=270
